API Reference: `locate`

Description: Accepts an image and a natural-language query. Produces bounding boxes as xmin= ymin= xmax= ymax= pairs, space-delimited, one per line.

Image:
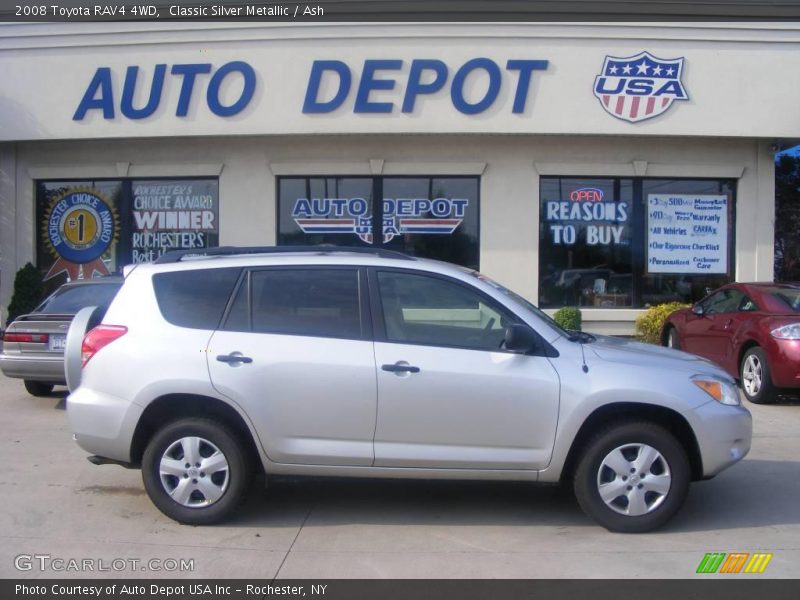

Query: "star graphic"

xmin=653 ymin=65 xmax=663 ymax=75
xmin=622 ymin=63 xmax=632 ymax=75
xmin=666 ymin=67 xmax=675 ymax=76
xmin=636 ymin=61 xmax=650 ymax=74
xmin=609 ymin=64 xmax=618 ymax=74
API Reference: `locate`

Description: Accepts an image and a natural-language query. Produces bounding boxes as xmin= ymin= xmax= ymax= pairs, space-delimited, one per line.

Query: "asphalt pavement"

xmin=0 ymin=372 xmax=798 ymax=579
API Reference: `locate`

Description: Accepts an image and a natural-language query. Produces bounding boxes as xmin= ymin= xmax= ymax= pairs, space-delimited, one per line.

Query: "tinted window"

xmin=702 ymin=289 xmax=743 ymax=315
xmin=766 ymin=287 xmax=800 ymax=312
xmin=36 ymin=282 xmax=121 ymax=314
xmin=153 ymin=268 xmax=240 ymax=329
xmin=377 ymin=271 xmax=509 ymax=350
xmin=246 ymin=269 xmax=362 ymax=339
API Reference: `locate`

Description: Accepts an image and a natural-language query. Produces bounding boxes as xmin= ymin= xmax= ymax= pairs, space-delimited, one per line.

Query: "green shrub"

xmin=634 ymin=302 xmax=690 ymax=344
xmin=553 ymin=306 xmax=582 ymax=331
xmin=6 ymin=263 xmax=44 ymax=323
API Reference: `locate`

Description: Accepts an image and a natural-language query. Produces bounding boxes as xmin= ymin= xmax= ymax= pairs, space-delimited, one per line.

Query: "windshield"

xmin=36 ymin=282 xmax=121 ymax=314
xmin=766 ymin=287 xmax=800 ymax=312
xmin=466 ymin=270 xmax=569 ymax=338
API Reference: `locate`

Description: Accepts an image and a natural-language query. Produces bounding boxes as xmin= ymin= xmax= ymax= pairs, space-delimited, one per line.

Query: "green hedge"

xmin=553 ymin=306 xmax=582 ymax=331
xmin=634 ymin=302 xmax=690 ymax=344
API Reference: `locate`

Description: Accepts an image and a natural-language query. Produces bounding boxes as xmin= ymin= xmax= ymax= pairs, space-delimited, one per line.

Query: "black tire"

xmin=573 ymin=421 xmax=691 ymax=533
xmin=665 ymin=327 xmax=681 ymax=350
xmin=142 ymin=418 xmax=252 ymax=525
xmin=740 ymin=347 xmax=777 ymax=404
xmin=24 ymin=380 xmax=54 ymax=396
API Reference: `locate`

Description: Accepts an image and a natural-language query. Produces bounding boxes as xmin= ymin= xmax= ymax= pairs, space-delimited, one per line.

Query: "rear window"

xmin=767 ymin=287 xmax=800 ymax=312
xmin=36 ymin=282 xmax=121 ymax=314
xmin=153 ymin=268 xmax=241 ymax=329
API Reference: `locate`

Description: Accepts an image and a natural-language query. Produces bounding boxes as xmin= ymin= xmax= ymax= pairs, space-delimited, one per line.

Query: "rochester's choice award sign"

xmin=647 ymin=194 xmax=728 ymax=274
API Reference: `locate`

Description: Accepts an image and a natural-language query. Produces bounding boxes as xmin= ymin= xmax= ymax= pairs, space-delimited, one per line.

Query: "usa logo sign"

xmin=593 ymin=51 xmax=688 ymax=123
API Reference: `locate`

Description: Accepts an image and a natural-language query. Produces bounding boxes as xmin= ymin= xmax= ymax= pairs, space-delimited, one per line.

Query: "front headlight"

xmin=691 ymin=375 xmax=740 ymax=406
xmin=771 ymin=323 xmax=800 ymax=340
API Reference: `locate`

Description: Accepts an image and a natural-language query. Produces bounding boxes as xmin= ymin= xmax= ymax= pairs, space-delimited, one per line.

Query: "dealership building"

xmin=0 ymin=20 xmax=798 ymax=333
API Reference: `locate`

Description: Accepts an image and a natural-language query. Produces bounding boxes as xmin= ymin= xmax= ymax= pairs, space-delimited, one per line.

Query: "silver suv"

xmin=66 ymin=247 xmax=751 ymax=532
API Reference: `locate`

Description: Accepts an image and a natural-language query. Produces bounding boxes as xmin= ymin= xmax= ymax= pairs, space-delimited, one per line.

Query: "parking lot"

xmin=0 ymin=371 xmax=798 ymax=579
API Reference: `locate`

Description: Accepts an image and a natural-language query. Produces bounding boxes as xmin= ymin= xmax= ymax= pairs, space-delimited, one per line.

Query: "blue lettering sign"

xmin=73 ymin=61 xmax=256 ymax=121
xmin=303 ymin=60 xmax=352 ymax=113
xmin=450 ymin=58 xmax=501 ymax=115
xmin=73 ymin=67 xmax=115 ymax=120
xmin=402 ymin=59 xmax=448 ymax=113
xmin=354 ymin=59 xmax=402 ymax=113
xmin=302 ymin=58 xmax=549 ymax=115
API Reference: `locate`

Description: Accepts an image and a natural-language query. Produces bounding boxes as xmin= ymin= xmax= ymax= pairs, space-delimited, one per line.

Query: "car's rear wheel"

xmin=142 ymin=418 xmax=252 ymax=524
xmin=24 ymin=380 xmax=54 ymax=396
xmin=665 ymin=326 xmax=681 ymax=350
xmin=740 ymin=346 xmax=777 ymax=404
xmin=573 ymin=421 xmax=690 ymax=533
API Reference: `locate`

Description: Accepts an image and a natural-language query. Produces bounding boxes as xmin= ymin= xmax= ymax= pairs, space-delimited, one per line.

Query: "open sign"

xmin=569 ymin=188 xmax=604 ymax=202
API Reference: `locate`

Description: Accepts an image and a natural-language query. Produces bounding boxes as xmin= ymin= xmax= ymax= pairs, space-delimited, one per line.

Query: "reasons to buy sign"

xmin=647 ymin=194 xmax=728 ymax=274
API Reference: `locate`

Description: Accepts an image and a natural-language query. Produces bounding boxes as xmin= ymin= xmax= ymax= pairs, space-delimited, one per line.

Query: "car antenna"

xmin=579 ymin=336 xmax=590 ymax=373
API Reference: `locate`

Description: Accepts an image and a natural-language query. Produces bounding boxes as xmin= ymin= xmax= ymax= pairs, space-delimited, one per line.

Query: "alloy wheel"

xmin=742 ymin=354 xmax=762 ymax=397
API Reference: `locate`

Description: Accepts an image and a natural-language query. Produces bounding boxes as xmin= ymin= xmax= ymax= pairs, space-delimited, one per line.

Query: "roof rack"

xmin=154 ymin=245 xmax=415 ymax=264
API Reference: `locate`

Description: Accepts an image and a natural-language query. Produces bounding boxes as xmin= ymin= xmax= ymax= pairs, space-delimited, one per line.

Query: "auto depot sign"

xmin=72 ymin=58 xmax=550 ymax=121
xmin=1 ymin=28 xmax=798 ymax=140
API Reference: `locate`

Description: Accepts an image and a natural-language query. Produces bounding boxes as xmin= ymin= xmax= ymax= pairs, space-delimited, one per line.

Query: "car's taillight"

xmin=3 ymin=332 xmax=49 ymax=343
xmin=81 ymin=325 xmax=127 ymax=368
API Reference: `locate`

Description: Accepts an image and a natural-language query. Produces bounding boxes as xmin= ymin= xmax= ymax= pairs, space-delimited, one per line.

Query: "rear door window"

xmin=152 ymin=268 xmax=241 ymax=329
xmin=224 ymin=268 xmax=364 ymax=340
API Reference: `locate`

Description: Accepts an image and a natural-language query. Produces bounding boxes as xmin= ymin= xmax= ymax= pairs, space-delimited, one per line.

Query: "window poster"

xmin=131 ymin=179 xmax=219 ymax=263
xmin=37 ymin=181 xmax=122 ymax=284
xmin=647 ymin=194 xmax=728 ymax=274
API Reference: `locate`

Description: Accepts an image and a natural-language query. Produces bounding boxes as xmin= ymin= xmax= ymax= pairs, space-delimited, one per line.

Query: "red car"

xmin=661 ymin=282 xmax=800 ymax=404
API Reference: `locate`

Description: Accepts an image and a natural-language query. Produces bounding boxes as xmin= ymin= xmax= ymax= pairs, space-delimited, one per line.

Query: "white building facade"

xmin=1 ymin=22 xmax=797 ymax=332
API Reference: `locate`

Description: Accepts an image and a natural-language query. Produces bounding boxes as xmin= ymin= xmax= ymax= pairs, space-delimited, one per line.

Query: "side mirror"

xmin=504 ymin=324 xmax=538 ymax=353
xmin=691 ymin=304 xmax=705 ymax=316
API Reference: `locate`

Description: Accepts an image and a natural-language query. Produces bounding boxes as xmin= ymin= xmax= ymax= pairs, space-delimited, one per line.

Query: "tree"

xmin=6 ymin=263 xmax=44 ymax=323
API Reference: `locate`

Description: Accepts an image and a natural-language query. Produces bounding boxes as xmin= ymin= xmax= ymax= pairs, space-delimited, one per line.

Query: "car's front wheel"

xmin=740 ymin=346 xmax=777 ymax=404
xmin=142 ymin=418 xmax=252 ymax=524
xmin=573 ymin=421 xmax=690 ymax=533
xmin=24 ymin=380 xmax=54 ymax=396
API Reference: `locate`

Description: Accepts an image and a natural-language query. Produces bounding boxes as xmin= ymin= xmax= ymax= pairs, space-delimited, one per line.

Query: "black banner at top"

xmin=3 ymin=0 xmax=800 ymax=22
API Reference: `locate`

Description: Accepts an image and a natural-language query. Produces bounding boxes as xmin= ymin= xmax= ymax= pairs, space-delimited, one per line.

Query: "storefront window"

xmin=36 ymin=180 xmax=123 ymax=296
xmin=277 ymin=176 xmax=479 ymax=269
xmin=35 ymin=178 xmax=219 ymax=294
xmin=539 ymin=177 xmax=735 ymax=309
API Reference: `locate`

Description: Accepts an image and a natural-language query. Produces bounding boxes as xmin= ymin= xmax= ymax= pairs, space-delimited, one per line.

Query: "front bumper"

xmin=767 ymin=338 xmax=800 ymax=389
xmin=67 ymin=387 xmax=143 ymax=463
xmin=691 ymin=399 xmax=752 ymax=478
xmin=0 ymin=353 xmax=65 ymax=383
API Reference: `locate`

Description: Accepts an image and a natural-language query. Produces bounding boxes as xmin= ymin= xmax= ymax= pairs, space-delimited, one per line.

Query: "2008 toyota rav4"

xmin=66 ymin=247 xmax=751 ymax=532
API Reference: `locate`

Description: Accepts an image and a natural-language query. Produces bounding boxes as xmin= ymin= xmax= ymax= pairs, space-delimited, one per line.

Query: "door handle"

xmin=216 ymin=353 xmax=253 ymax=364
xmin=382 ymin=362 xmax=420 ymax=374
